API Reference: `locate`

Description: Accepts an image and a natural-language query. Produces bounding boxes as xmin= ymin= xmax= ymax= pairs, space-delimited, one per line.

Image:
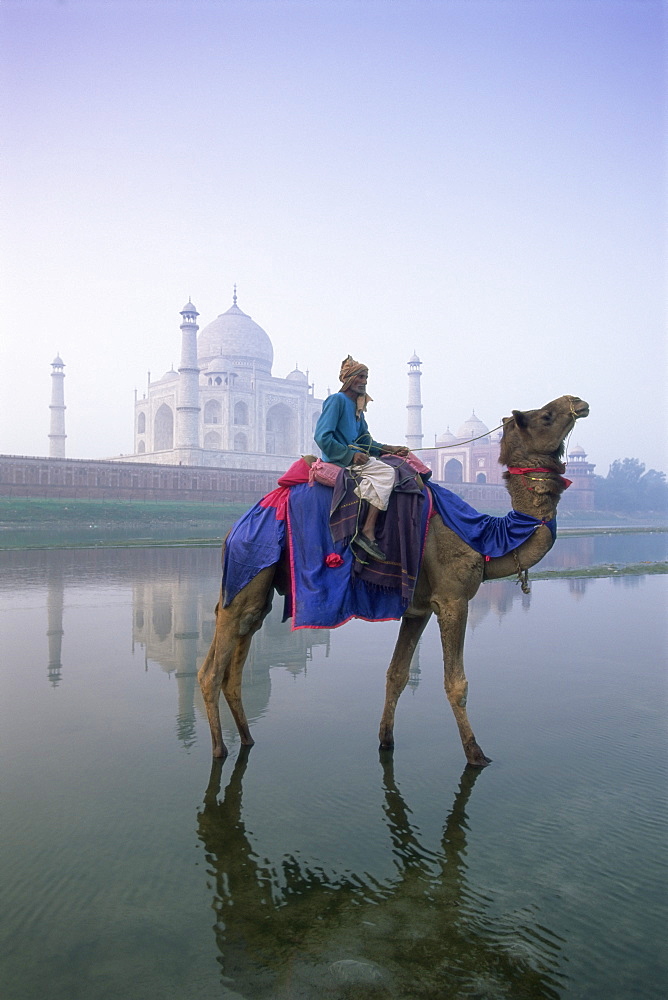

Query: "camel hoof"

xmin=467 ymin=755 xmax=492 ymax=768
xmin=212 ymin=746 xmax=229 ymax=760
xmin=464 ymin=740 xmax=492 ymax=767
xmin=379 ymin=739 xmax=394 ymax=752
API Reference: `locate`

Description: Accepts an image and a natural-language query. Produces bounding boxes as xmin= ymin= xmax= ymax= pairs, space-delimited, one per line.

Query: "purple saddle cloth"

xmin=221 ymin=459 xmax=554 ymax=630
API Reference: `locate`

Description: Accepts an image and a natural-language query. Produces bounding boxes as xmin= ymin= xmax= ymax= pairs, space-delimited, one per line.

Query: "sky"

xmin=0 ymin=0 xmax=665 ymax=475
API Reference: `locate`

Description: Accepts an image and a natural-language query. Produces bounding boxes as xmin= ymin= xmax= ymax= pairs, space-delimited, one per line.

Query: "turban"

xmin=339 ymin=355 xmax=373 ymax=415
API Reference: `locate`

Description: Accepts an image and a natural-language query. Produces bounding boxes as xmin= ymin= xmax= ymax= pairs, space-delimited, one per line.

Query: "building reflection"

xmin=130 ymin=549 xmax=331 ymax=748
xmin=468 ymin=578 xmax=532 ymax=630
xmin=196 ymin=753 xmax=565 ymax=999
xmin=132 ymin=564 xmax=549 ymax=746
xmin=46 ymin=557 xmax=64 ymax=687
xmin=544 ymin=534 xmax=595 ymax=569
xmin=29 ymin=536 xmax=646 ymax=713
xmin=568 ymin=577 xmax=588 ymax=599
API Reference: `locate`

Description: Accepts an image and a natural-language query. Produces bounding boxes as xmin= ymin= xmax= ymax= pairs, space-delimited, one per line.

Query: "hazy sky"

xmin=1 ymin=0 xmax=665 ymax=474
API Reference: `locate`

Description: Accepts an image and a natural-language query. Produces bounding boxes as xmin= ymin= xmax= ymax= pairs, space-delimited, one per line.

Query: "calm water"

xmin=0 ymin=537 xmax=666 ymax=1000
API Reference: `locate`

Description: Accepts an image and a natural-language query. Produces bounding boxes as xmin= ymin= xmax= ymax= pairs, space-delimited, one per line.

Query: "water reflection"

xmin=132 ymin=567 xmax=331 ymax=748
xmin=31 ymin=549 xmax=541 ymax=733
xmin=9 ymin=539 xmax=658 ymax=751
xmin=540 ymin=529 xmax=667 ymax=571
xmin=46 ymin=558 xmax=64 ymax=686
xmin=197 ymin=753 xmax=564 ymax=999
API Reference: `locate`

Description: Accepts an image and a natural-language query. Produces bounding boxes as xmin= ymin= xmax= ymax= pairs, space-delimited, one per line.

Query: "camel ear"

xmin=512 ymin=409 xmax=528 ymax=429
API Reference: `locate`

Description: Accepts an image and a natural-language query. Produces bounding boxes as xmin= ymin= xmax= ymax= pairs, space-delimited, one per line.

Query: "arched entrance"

xmin=204 ymin=400 xmax=221 ymax=425
xmin=204 ymin=431 xmax=221 ymax=450
xmin=265 ymin=403 xmax=296 ymax=456
xmin=154 ymin=404 xmax=174 ymax=451
xmin=444 ymin=458 xmax=463 ymax=483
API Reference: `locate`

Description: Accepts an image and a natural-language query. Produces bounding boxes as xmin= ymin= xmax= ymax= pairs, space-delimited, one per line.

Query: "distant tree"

xmin=594 ymin=458 xmax=668 ymax=512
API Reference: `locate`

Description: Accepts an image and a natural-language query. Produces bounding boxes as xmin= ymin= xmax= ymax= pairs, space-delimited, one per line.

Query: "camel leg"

xmin=434 ymin=597 xmax=491 ymax=767
xmin=379 ymin=613 xmax=432 ymax=749
xmin=220 ymin=629 xmax=260 ymax=747
xmin=198 ymin=570 xmax=274 ymax=758
xmin=198 ymin=605 xmax=244 ymax=759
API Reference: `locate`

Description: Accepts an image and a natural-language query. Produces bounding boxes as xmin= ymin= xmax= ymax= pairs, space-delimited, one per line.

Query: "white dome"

xmin=456 ymin=411 xmax=490 ymax=441
xmin=205 ymin=357 xmax=227 ymax=375
xmin=436 ymin=427 xmax=458 ymax=445
xmin=286 ymin=367 xmax=308 ymax=383
xmin=197 ymin=301 xmax=273 ymax=374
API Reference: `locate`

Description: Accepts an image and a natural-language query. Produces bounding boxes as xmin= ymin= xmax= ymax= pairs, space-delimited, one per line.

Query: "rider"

xmin=314 ymin=355 xmax=408 ymax=561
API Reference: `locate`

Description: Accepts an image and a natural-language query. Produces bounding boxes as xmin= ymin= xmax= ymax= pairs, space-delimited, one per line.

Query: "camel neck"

xmin=503 ymin=468 xmax=565 ymax=523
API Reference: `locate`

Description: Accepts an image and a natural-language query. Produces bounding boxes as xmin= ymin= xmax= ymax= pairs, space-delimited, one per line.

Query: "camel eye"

xmin=542 ymin=412 xmax=552 ymax=423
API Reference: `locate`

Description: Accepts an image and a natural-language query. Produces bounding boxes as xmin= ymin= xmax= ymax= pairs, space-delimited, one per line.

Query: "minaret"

xmin=176 ymin=300 xmax=201 ymax=455
xmin=49 ymin=355 xmax=66 ymax=458
xmin=406 ymin=351 xmax=423 ymax=451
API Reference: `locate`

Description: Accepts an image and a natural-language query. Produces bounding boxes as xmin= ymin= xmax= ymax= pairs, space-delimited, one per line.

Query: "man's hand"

xmin=383 ymin=445 xmax=409 ymax=456
xmin=352 ymin=452 xmax=369 ymax=465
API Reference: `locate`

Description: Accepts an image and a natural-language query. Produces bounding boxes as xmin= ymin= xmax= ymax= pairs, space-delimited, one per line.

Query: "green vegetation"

xmin=0 ymin=496 xmax=249 ymax=526
xmin=0 ymin=497 xmax=250 ymax=549
xmin=529 ymin=562 xmax=667 ymax=580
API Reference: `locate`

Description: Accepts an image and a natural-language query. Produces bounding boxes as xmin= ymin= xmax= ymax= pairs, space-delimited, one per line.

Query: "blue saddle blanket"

xmin=221 ymin=480 xmax=555 ymax=630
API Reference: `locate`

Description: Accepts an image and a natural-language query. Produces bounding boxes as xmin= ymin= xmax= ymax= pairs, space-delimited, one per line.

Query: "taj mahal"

xmin=16 ymin=287 xmax=593 ymax=509
xmin=126 ymin=290 xmax=324 ymax=470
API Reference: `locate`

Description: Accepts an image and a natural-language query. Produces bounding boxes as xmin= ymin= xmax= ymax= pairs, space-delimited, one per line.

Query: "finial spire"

xmin=233 ymin=283 xmax=237 ymax=306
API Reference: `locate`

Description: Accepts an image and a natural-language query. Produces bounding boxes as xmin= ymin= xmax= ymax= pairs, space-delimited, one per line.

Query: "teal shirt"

xmin=314 ymin=392 xmax=383 ymax=467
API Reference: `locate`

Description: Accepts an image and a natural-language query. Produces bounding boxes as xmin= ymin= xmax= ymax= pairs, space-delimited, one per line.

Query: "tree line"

xmin=593 ymin=458 xmax=668 ymax=513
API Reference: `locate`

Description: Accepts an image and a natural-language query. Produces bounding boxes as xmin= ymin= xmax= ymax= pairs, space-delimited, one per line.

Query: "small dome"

xmin=157 ymin=367 xmax=178 ymax=382
xmin=436 ymin=427 xmax=458 ymax=445
xmin=408 ymin=352 xmax=421 ymax=364
xmin=51 ymin=354 xmax=65 ymax=367
xmin=197 ymin=298 xmax=273 ymax=374
xmin=286 ymin=367 xmax=308 ymax=383
xmin=205 ymin=356 xmax=227 ymax=375
xmin=569 ymin=443 xmax=586 ymax=457
xmin=456 ymin=410 xmax=490 ymax=442
xmin=180 ymin=299 xmax=198 ymax=315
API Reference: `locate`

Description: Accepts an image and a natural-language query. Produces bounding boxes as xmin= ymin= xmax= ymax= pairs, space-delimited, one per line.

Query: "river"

xmin=0 ymin=534 xmax=665 ymax=999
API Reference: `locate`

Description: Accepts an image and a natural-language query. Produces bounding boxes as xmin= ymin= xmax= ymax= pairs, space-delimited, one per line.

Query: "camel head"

xmin=499 ymin=395 xmax=589 ymax=470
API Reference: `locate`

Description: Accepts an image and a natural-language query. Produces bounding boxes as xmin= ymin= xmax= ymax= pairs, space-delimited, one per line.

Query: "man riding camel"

xmin=314 ymin=355 xmax=409 ymax=562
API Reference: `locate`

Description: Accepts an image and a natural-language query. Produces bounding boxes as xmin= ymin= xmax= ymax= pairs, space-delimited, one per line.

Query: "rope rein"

xmin=410 ymin=424 xmax=504 ymax=452
xmin=348 ymin=399 xmax=581 ymax=593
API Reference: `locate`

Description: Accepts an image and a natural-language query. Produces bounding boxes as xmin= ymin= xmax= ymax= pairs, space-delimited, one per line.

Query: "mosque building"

xmin=403 ymin=353 xmax=595 ymax=508
xmin=402 ymin=353 xmax=504 ymax=485
xmin=125 ymin=290 xmax=324 ymax=469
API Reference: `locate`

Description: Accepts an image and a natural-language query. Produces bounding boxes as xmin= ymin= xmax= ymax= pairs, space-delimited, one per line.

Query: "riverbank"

xmin=0 ymin=496 xmax=247 ymax=549
xmin=0 ymin=496 xmax=665 ymax=552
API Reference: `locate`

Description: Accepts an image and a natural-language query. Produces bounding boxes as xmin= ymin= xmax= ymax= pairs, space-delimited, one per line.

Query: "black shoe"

xmin=354 ymin=535 xmax=387 ymax=561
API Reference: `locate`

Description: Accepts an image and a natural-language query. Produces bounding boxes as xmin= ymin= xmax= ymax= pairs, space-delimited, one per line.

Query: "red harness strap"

xmin=507 ymin=466 xmax=572 ymax=489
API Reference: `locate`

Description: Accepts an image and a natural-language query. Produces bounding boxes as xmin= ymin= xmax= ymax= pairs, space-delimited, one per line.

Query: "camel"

xmin=198 ymin=394 xmax=589 ymax=766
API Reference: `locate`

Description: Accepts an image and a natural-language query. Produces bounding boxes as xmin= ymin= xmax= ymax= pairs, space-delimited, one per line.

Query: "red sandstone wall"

xmin=0 ymin=455 xmax=284 ymax=504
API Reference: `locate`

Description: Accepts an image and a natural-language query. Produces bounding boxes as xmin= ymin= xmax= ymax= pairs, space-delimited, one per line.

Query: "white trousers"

xmin=348 ymin=457 xmax=396 ymax=511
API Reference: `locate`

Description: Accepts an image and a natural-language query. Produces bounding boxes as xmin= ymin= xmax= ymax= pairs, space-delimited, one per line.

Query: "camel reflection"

xmin=197 ymin=755 xmax=564 ymax=999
